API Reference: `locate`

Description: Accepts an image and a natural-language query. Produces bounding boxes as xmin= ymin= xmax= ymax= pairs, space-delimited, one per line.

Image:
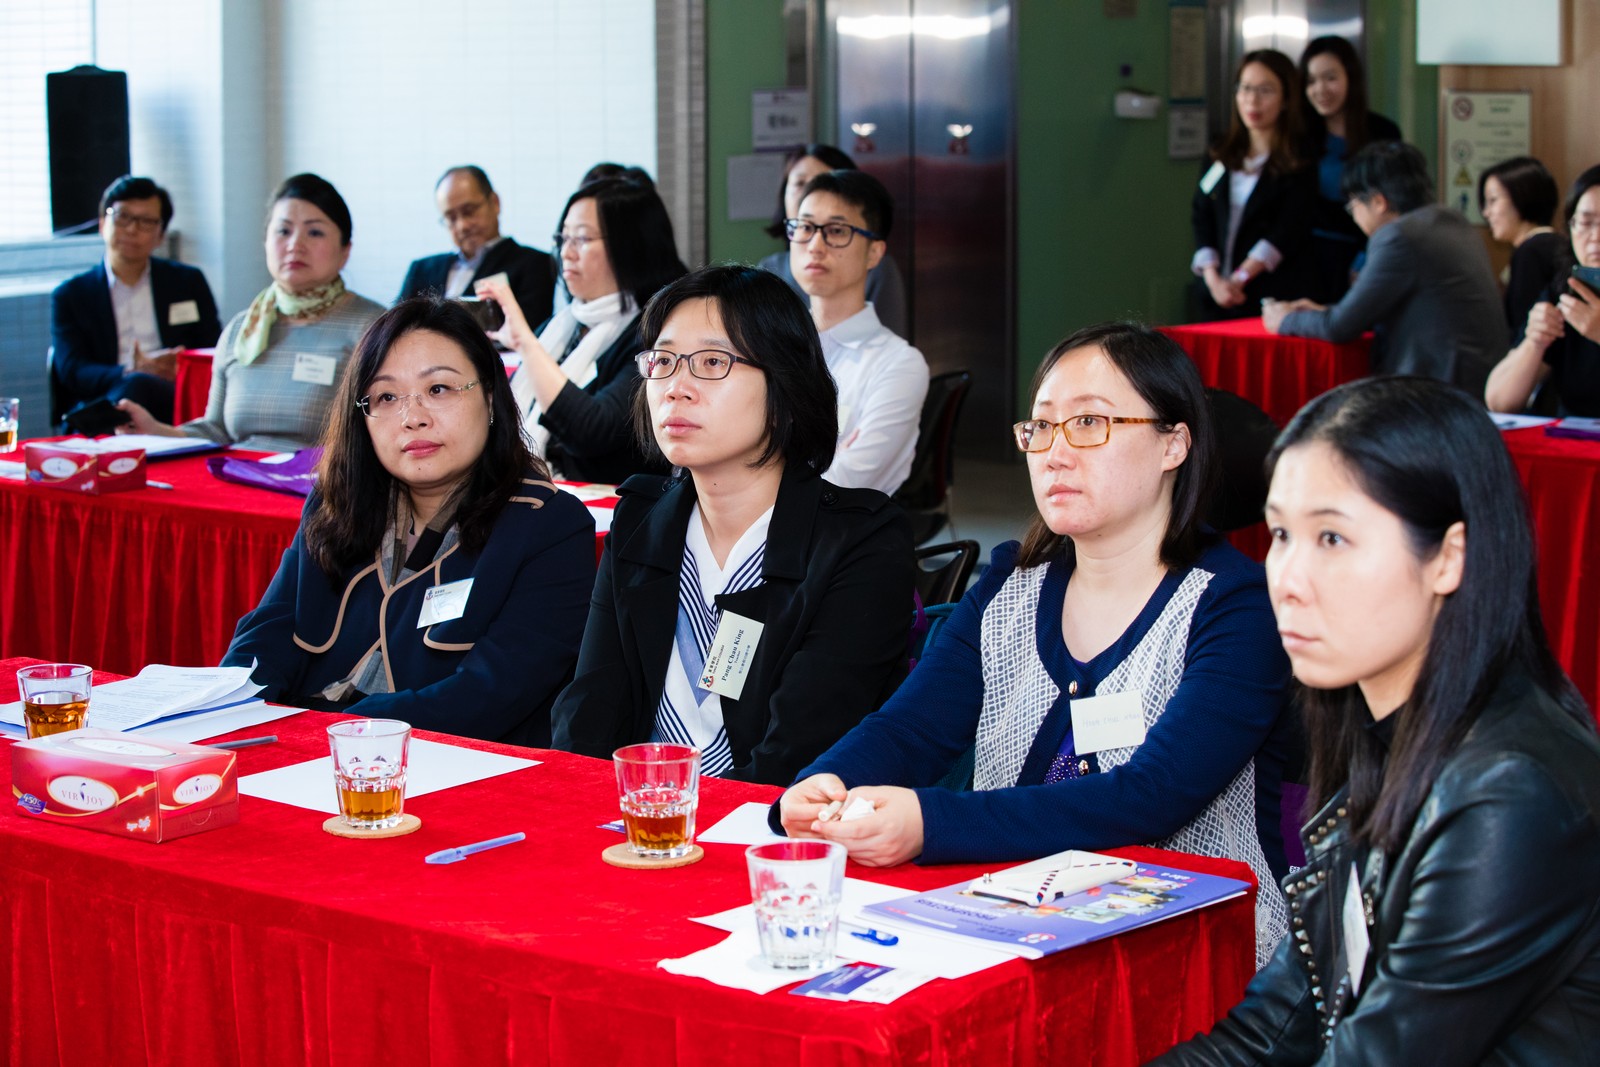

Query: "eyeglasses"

xmin=1013 ymin=414 xmax=1162 ymax=452
xmin=1235 ymin=82 xmax=1281 ymax=99
xmin=784 ymin=218 xmax=880 ymax=248
xmin=440 ymin=199 xmax=487 ymax=227
xmin=552 ymin=232 xmax=602 ymax=253
xmin=636 ymin=349 xmax=756 ymax=380
xmin=1571 ymin=214 xmax=1600 ymax=235
xmin=357 ymin=380 xmax=481 ymax=419
xmin=105 ymin=208 xmax=162 ymax=233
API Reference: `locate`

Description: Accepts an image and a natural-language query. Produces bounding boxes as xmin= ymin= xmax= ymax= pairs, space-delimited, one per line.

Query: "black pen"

xmin=209 ymin=735 xmax=278 ymax=750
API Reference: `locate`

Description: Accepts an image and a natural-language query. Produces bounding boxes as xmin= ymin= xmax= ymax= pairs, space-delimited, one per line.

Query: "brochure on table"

xmin=237 ymin=738 xmax=539 ymax=814
xmin=0 ymin=664 xmax=267 ymax=737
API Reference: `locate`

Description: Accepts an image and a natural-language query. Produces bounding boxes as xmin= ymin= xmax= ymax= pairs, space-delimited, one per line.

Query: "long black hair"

xmin=1270 ymin=376 xmax=1589 ymax=851
xmin=1299 ymin=36 xmax=1376 ymax=153
xmin=1015 ymin=322 xmax=1217 ymax=570
xmin=557 ymin=177 xmax=686 ymax=309
xmin=305 ymin=297 xmax=541 ymax=574
xmin=1212 ymin=50 xmax=1305 ymax=175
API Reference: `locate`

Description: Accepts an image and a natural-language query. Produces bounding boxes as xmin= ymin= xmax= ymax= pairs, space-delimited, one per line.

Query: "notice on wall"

xmin=752 ymin=88 xmax=808 ymax=152
xmin=727 ymin=153 xmax=789 ymax=222
xmin=1442 ymin=90 xmax=1532 ymax=225
xmin=1168 ymin=104 xmax=1208 ymax=160
xmin=1168 ymin=2 xmax=1207 ymax=103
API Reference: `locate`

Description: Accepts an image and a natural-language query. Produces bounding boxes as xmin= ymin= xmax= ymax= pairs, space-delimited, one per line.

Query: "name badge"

xmin=1342 ymin=862 xmax=1371 ymax=995
xmin=1199 ymin=161 xmax=1225 ymax=195
xmin=1069 ymin=689 xmax=1147 ymax=754
xmin=417 ymin=578 xmax=473 ymax=628
xmin=700 ymin=610 xmax=765 ymax=700
xmin=292 ymin=352 xmax=339 ymax=386
xmin=168 ymin=300 xmax=201 ymax=326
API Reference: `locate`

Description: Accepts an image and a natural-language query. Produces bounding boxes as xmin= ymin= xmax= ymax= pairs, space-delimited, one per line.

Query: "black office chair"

xmin=913 ymin=540 xmax=979 ymax=608
xmin=1204 ymin=388 xmax=1279 ymax=533
xmin=893 ymin=370 xmax=973 ymax=545
xmin=46 ymin=346 xmax=67 ymax=431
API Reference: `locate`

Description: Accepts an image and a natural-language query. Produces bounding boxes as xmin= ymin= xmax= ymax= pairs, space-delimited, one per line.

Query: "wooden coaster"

xmin=322 ymin=813 xmax=422 ymax=839
xmin=601 ymin=842 xmax=704 ymax=869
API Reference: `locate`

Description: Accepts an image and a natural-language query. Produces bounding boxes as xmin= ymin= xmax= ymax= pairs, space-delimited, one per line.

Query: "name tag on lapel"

xmin=1069 ymin=689 xmax=1147 ymax=754
xmin=1199 ymin=161 xmax=1225 ymax=195
xmin=701 ymin=610 xmax=764 ymax=700
xmin=1343 ymin=862 xmax=1371 ymax=995
xmin=418 ymin=578 xmax=473 ymax=628
xmin=292 ymin=352 xmax=338 ymax=386
xmin=168 ymin=300 xmax=200 ymax=326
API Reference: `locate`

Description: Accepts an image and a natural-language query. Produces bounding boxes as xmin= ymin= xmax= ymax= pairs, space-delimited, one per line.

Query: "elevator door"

xmin=830 ymin=0 xmax=1016 ymax=460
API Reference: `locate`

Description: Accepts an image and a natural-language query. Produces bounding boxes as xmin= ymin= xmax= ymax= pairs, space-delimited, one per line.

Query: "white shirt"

xmin=444 ymin=236 xmax=504 ymax=299
xmin=818 ymin=304 xmax=929 ymax=495
xmin=104 ymin=258 xmax=162 ymax=370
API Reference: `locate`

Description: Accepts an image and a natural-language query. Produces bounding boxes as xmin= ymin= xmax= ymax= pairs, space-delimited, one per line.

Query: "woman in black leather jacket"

xmin=1152 ymin=376 xmax=1600 ymax=1065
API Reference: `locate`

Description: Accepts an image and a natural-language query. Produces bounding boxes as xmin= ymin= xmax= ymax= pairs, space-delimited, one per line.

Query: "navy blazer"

xmin=551 ymin=466 xmax=914 ymax=786
xmin=50 ymin=258 xmax=222 ymax=405
xmin=397 ymin=236 xmax=557 ymax=326
xmin=224 ymin=476 xmax=596 ymax=746
xmin=1191 ymin=159 xmax=1317 ymax=308
xmin=537 ymin=312 xmax=669 ymax=484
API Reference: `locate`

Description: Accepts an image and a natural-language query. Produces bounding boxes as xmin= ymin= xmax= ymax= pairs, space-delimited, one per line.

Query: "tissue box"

xmin=11 ymin=729 xmax=238 ymax=842
xmin=24 ymin=439 xmax=146 ymax=494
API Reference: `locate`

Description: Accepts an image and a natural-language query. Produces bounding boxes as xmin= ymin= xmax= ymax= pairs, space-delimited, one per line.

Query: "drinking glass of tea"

xmin=0 ymin=397 xmax=18 ymax=451
xmin=327 ymin=719 xmax=412 ymax=830
xmin=612 ymin=743 xmax=701 ymax=859
xmin=16 ymin=663 xmax=93 ymax=738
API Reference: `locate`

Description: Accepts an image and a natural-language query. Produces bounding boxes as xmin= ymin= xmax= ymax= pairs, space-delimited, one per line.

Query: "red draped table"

xmin=0 ymin=445 xmax=613 ymax=676
xmin=0 ymin=660 xmax=1257 ymax=1067
xmin=174 ymin=348 xmax=216 ymax=424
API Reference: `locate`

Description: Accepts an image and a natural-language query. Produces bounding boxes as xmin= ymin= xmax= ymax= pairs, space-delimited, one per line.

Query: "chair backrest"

xmin=1205 ymin=387 xmax=1278 ymax=533
xmin=893 ymin=370 xmax=973 ymax=511
xmin=913 ymin=539 xmax=980 ymax=607
xmin=46 ymin=345 xmax=65 ymax=429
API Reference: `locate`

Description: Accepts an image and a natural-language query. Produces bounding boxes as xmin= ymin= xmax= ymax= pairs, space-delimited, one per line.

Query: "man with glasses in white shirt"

xmin=50 ymin=175 xmax=221 ymax=423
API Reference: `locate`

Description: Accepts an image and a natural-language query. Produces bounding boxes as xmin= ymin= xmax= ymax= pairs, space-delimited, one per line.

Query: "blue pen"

xmin=850 ymin=928 xmax=900 ymax=947
xmin=424 ymin=831 xmax=526 ymax=865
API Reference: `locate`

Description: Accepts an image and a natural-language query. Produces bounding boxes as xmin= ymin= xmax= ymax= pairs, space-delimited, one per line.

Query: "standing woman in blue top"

xmin=779 ymin=322 xmax=1292 ymax=964
xmin=1299 ymin=37 xmax=1402 ymax=302
xmin=225 ymin=297 xmax=596 ymax=745
xmin=1191 ymin=51 xmax=1316 ymax=320
xmin=551 ymin=264 xmax=914 ymax=786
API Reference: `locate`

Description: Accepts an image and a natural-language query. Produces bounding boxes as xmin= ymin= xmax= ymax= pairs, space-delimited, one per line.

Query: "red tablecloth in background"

xmin=0 ymin=659 xmax=1257 ymax=1067
xmin=1503 ymin=427 xmax=1600 ymax=718
xmin=0 ymin=444 xmax=613 ymax=675
xmin=173 ymin=347 xmax=216 ymax=424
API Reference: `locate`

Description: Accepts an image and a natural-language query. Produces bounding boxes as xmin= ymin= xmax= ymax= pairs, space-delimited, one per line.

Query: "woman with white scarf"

xmin=476 ymin=176 xmax=687 ymax=484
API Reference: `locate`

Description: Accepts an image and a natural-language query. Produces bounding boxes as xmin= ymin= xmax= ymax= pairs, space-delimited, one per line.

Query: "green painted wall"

xmin=704 ymin=0 xmax=1440 ymax=417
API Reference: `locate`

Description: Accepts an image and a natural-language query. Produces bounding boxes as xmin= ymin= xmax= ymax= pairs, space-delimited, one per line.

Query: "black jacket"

xmin=1192 ymin=159 xmax=1317 ymax=310
xmin=1151 ymin=673 xmax=1600 ymax=1066
xmin=551 ymin=465 xmax=914 ymax=786
xmin=50 ymin=258 xmax=222 ymax=405
xmin=397 ymin=236 xmax=556 ymax=326
xmin=536 ymin=313 xmax=667 ymax=484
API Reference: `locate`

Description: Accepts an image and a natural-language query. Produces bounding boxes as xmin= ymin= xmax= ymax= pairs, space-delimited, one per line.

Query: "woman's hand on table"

xmin=778 ymin=773 xmax=849 ymax=838
xmin=812 ymin=785 xmax=925 ymax=867
xmin=1559 ymin=279 xmax=1600 ymax=343
xmin=114 ymin=399 xmax=186 ymax=437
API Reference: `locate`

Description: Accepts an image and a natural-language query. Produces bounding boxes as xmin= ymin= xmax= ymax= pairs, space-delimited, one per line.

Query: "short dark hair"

xmin=1213 ymin=50 xmax=1305 ymax=176
xmin=1562 ymin=164 xmax=1600 ymax=232
xmin=1478 ymin=156 xmax=1559 ymax=226
xmin=305 ymin=297 xmax=542 ymax=574
xmin=99 ymin=175 xmax=173 ymax=233
xmin=1270 ymin=376 xmax=1588 ymax=851
xmin=560 ymin=177 xmax=687 ymax=309
xmin=1342 ymin=141 xmax=1433 ymax=215
xmin=634 ymin=264 xmax=837 ymax=473
xmin=1299 ymin=37 xmax=1377 ymax=152
xmin=1015 ymin=322 xmax=1217 ymax=571
xmin=269 ymin=173 xmax=354 ymax=246
xmin=580 ymin=162 xmax=654 ymax=189
xmin=765 ymin=143 xmax=859 ymax=239
xmin=437 ymin=165 xmax=494 ymax=198
xmin=797 ymin=169 xmax=894 ymax=240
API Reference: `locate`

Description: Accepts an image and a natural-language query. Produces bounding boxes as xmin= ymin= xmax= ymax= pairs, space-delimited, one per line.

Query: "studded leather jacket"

xmin=1150 ymin=673 xmax=1600 ymax=1065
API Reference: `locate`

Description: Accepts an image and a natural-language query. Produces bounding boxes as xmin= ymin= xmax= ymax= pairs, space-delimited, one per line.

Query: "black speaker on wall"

xmin=47 ymin=65 xmax=131 ymax=234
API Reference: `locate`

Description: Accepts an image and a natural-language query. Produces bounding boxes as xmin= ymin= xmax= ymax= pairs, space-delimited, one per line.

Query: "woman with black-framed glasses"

xmin=775 ymin=321 xmax=1294 ymax=966
xmin=223 ymin=297 xmax=596 ymax=745
xmin=550 ymin=264 xmax=914 ymax=786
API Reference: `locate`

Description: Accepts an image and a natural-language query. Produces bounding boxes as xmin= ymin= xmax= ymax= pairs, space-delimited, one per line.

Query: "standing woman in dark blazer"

xmin=475 ymin=176 xmax=687 ymax=484
xmin=1191 ymin=50 xmax=1315 ymax=320
xmin=1299 ymin=36 xmax=1403 ymax=302
xmin=551 ymin=265 xmax=914 ymax=786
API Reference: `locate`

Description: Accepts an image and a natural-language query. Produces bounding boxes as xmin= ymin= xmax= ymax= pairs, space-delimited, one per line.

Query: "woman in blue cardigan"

xmin=778 ymin=322 xmax=1292 ymax=964
xmin=224 ymin=297 xmax=595 ymax=745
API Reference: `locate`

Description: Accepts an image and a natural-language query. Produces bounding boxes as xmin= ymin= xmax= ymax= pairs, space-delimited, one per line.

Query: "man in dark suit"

xmin=1264 ymin=142 xmax=1504 ymax=396
xmin=396 ymin=166 xmax=556 ymax=324
xmin=50 ymin=175 xmax=222 ymax=424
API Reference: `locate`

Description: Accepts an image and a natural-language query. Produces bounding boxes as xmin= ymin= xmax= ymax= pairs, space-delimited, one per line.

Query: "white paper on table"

xmin=1490 ymin=412 xmax=1557 ymax=431
xmin=134 ymin=701 xmax=302 ymax=743
xmin=587 ymin=505 xmax=614 ymax=535
xmin=100 ymin=434 xmax=220 ymax=457
xmin=691 ymin=877 xmax=1015 ymax=980
xmin=1556 ymin=416 xmax=1600 ymax=433
xmin=560 ymin=482 xmax=618 ymax=502
xmin=0 ymin=664 xmax=261 ymax=731
xmin=0 ymin=460 xmax=25 ymax=480
xmin=659 ymin=928 xmax=847 ymax=994
xmin=237 ymin=738 xmax=539 ymax=813
xmin=696 ymin=801 xmax=785 ymax=845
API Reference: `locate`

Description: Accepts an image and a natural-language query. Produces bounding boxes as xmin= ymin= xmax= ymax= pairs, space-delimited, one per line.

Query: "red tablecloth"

xmin=0 ymin=445 xmax=613 ymax=675
xmin=174 ymin=348 xmax=216 ymax=424
xmin=0 ymin=659 xmax=1256 ymax=1067
xmin=1503 ymin=427 xmax=1600 ymax=717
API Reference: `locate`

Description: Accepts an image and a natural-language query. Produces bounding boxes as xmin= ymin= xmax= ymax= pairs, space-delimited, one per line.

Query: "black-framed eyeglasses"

xmin=1013 ymin=414 xmax=1162 ymax=452
xmin=784 ymin=218 xmax=880 ymax=248
xmin=105 ymin=207 xmax=162 ymax=233
xmin=552 ymin=232 xmax=602 ymax=253
xmin=636 ymin=349 xmax=757 ymax=380
xmin=357 ymin=380 xmax=481 ymax=419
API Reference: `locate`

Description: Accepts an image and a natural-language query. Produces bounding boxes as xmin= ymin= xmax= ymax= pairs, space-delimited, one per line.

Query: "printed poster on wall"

xmin=1441 ymin=90 xmax=1532 ymax=225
